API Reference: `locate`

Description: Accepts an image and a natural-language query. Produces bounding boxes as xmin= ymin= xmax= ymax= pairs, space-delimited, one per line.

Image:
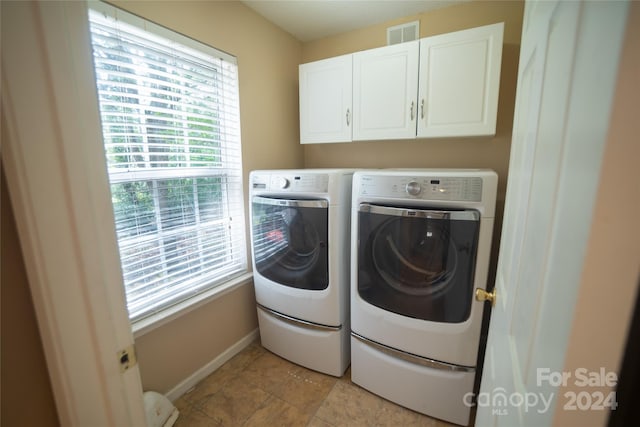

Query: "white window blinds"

xmin=88 ymin=4 xmax=247 ymax=322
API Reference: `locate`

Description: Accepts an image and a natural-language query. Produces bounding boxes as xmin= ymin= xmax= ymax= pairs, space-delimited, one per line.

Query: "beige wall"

xmin=1 ymin=165 xmax=60 ymax=426
xmin=105 ymin=0 xmax=304 ymax=393
xmin=553 ymin=3 xmax=640 ymax=426
xmin=301 ymin=0 xmax=524 ymax=281
xmin=135 ymin=283 xmax=258 ymax=393
xmin=302 ymin=0 xmax=524 ymax=61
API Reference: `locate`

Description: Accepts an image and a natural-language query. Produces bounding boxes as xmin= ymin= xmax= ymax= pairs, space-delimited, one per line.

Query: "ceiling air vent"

xmin=387 ymin=21 xmax=420 ymax=45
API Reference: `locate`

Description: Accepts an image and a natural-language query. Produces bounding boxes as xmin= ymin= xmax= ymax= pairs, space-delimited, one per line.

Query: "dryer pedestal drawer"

xmin=257 ymin=307 xmax=349 ymax=377
xmin=351 ymin=336 xmax=475 ymax=426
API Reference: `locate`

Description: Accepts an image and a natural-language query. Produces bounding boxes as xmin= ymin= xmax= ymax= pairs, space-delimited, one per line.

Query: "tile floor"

xmin=174 ymin=340 xmax=463 ymax=427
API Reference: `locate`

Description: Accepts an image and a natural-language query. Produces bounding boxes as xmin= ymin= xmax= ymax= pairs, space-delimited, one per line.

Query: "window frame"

xmin=88 ymin=1 xmax=249 ymax=327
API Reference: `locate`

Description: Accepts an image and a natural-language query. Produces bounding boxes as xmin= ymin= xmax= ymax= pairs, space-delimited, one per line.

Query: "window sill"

xmin=131 ymin=272 xmax=254 ymax=339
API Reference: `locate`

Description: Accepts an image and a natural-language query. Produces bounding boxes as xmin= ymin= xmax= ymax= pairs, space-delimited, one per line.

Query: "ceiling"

xmin=241 ymin=0 xmax=469 ymax=42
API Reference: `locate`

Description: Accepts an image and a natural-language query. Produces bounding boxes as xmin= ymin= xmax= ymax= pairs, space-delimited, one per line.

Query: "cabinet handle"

xmin=346 ymin=108 xmax=350 ymax=126
xmin=421 ymin=99 xmax=425 ymax=119
xmin=410 ymin=101 xmax=415 ymax=121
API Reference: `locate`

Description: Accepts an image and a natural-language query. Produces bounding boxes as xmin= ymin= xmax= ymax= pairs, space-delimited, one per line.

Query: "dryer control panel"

xmin=358 ymin=175 xmax=483 ymax=202
xmin=251 ymin=173 xmax=329 ymax=193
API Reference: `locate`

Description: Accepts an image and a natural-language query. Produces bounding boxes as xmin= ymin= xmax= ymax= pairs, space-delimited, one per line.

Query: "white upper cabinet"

xmin=417 ymin=23 xmax=504 ymax=137
xmin=297 ymin=23 xmax=504 ymax=143
xmin=299 ymin=54 xmax=352 ymax=144
xmin=353 ymin=40 xmax=420 ymax=141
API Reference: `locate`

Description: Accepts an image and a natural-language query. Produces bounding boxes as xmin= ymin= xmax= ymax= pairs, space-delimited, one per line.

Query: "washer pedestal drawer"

xmin=257 ymin=306 xmax=349 ymax=377
xmin=351 ymin=335 xmax=475 ymax=426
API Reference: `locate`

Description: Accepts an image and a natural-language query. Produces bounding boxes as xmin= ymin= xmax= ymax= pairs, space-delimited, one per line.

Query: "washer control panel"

xmin=251 ymin=173 xmax=329 ymax=193
xmin=358 ymin=175 xmax=483 ymax=202
xmin=405 ymin=181 xmax=422 ymax=196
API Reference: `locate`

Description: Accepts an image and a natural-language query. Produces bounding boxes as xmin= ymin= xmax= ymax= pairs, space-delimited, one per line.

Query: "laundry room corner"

xmin=105 ymin=0 xmax=306 ymax=396
xmin=299 ymin=0 xmax=524 ymax=290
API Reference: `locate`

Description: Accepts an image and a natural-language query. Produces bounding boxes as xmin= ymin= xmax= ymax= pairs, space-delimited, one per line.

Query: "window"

xmin=88 ymin=3 xmax=247 ymax=322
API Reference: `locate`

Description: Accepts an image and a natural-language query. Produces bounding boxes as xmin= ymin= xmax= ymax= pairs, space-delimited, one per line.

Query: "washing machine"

xmin=249 ymin=169 xmax=354 ymax=377
xmin=350 ymin=169 xmax=497 ymax=426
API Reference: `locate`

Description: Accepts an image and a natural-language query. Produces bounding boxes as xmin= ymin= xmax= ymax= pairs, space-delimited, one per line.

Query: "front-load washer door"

xmin=357 ymin=203 xmax=480 ymax=323
xmin=252 ymin=196 xmax=328 ymax=290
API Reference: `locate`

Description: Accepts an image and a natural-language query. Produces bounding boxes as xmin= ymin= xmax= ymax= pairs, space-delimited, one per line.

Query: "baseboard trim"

xmin=165 ymin=328 xmax=260 ymax=402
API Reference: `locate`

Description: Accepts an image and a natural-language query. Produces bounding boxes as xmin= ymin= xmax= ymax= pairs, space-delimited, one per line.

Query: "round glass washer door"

xmin=252 ymin=196 xmax=329 ymax=290
xmin=357 ymin=203 xmax=480 ymax=323
xmin=372 ymin=216 xmax=458 ymax=297
xmin=270 ymin=206 xmax=321 ymax=272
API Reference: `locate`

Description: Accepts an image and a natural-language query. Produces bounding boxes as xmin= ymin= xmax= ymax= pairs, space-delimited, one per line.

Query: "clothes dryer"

xmin=250 ymin=169 xmax=354 ymax=376
xmin=350 ymin=169 xmax=497 ymax=425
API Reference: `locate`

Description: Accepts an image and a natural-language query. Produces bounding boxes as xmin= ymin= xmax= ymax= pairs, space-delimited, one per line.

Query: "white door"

xmin=353 ymin=41 xmax=419 ymax=141
xmin=476 ymin=1 xmax=629 ymax=426
xmin=2 ymin=2 xmax=147 ymax=425
xmin=299 ymin=54 xmax=353 ymax=144
xmin=417 ymin=23 xmax=503 ymax=138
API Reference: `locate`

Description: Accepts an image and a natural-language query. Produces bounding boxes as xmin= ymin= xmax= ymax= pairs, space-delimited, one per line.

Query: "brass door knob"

xmin=475 ymin=288 xmax=496 ymax=307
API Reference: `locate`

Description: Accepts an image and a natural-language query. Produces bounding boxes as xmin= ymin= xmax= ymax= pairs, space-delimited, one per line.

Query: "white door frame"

xmin=2 ymin=1 xmax=146 ymax=425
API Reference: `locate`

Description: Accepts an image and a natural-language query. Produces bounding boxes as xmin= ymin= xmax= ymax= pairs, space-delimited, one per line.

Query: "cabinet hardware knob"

xmin=421 ymin=99 xmax=425 ymax=119
xmin=346 ymin=108 xmax=350 ymax=126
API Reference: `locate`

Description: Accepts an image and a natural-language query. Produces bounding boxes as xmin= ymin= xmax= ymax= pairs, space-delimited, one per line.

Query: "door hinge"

xmin=118 ymin=344 xmax=137 ymax=373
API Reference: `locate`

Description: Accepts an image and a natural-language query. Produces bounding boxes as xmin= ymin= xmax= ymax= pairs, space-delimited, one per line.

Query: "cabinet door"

xmin=353 ymin=41 xmax=419 ymax=141
xmin=299 ymin=54 xmax=352 ymax=144
xmin=417 ymin=23 xmax=504 ymax=137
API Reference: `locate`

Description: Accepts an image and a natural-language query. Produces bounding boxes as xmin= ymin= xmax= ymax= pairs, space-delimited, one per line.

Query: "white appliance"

xmin=350 ymin=169 xmax=497 ymax=426
xmin=249 ymin=169 xmax=354 ymax=377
